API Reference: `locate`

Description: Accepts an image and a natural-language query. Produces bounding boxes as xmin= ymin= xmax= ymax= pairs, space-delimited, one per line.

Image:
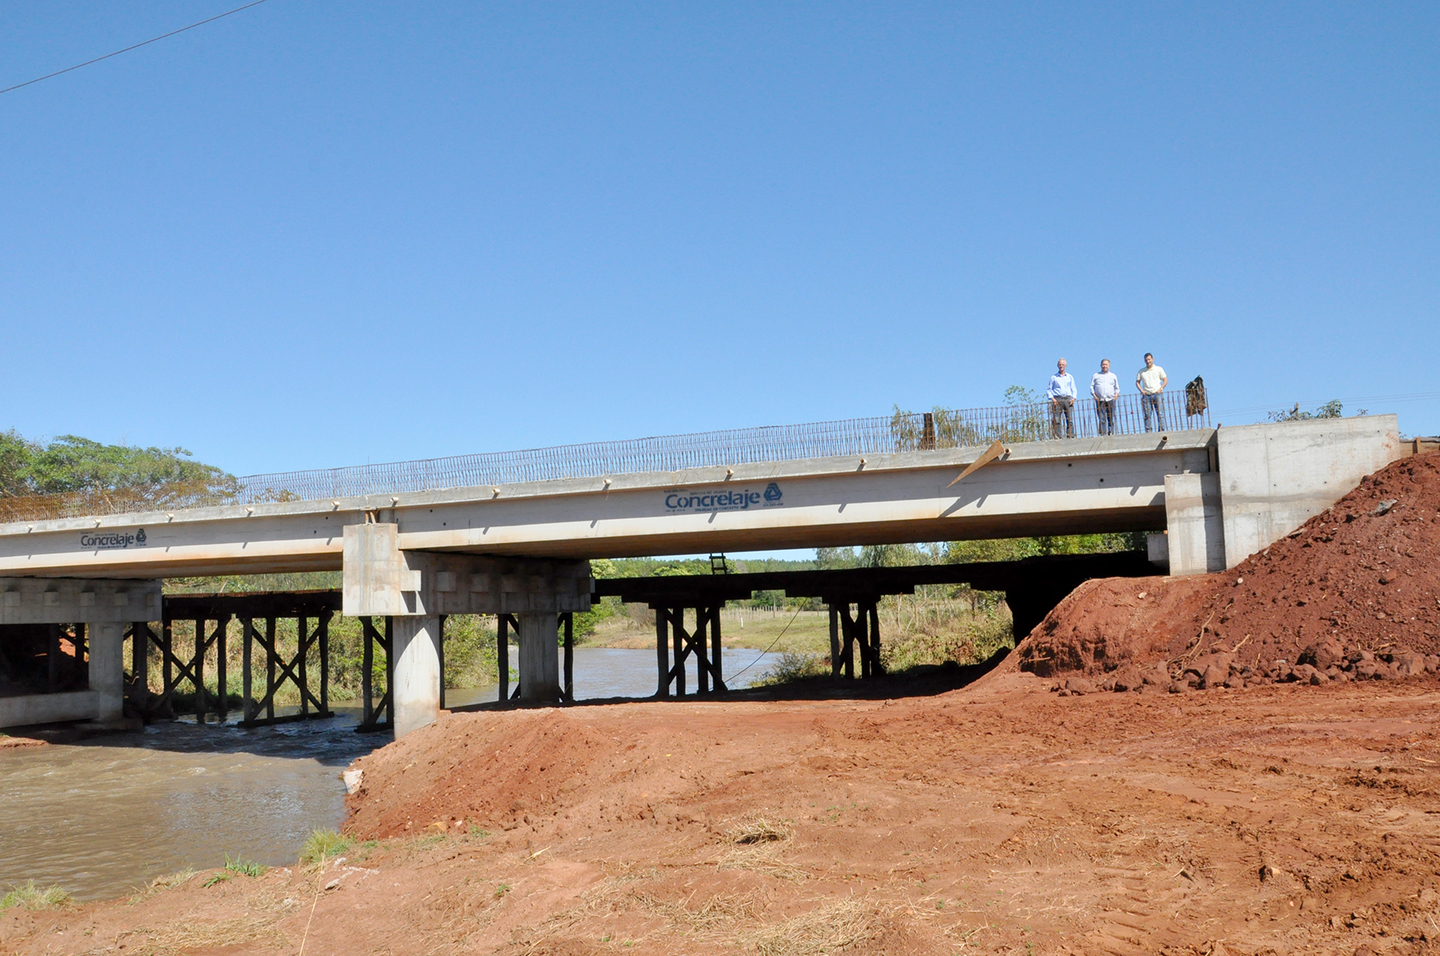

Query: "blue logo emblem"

xmin=763 ymin=482 xmax=782 ymax=502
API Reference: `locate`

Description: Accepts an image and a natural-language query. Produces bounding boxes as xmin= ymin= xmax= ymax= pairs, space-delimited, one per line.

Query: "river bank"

xmin=6 ymin=665 xmax=1439 ymax=955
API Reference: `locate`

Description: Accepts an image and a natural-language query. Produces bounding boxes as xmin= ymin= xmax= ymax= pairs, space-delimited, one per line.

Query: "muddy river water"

xmin=0 ymin=646 xmax=785 ymax=900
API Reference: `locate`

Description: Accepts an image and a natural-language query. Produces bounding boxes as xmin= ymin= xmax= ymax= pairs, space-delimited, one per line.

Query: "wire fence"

xmin=1 ymin=391 xmax=1208 ymax=521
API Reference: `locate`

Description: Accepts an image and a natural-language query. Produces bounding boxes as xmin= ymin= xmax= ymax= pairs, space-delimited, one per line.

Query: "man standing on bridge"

xmin=1136 ymin=352 xmax=1168 ymax=432
xmin=1047 ymin=358 xmax=1078 ymax=439
xmin=1090 ymin=358 xmax=1119 ymax=435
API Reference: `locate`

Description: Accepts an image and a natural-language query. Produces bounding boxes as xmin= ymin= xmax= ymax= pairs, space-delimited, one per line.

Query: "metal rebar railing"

xmin=0 ymin=391 xmax=1209 ymax=520
xmin=235 ymin=390 xmax=1207 ymax=503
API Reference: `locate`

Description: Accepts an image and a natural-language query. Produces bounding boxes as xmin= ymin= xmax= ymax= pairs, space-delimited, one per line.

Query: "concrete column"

xmin=87 ymin=621 xmax=126 ymax=723
xmin=1163 ymin=473 xmax=1226 ymax=575
xmin=516 ymin=612 xmax=560 ymax=702
xmin=392 ymin=615 xmax=441 ymax=739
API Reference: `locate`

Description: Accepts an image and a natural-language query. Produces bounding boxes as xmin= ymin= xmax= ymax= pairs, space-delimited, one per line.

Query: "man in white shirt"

xmin=1046 ymin=358 xmax=1078 ymax=439
xmin=1136 ymin=352 xmax=1168 ymax=432
xmin=1090 ymin=359 xmax=1120 ymax=435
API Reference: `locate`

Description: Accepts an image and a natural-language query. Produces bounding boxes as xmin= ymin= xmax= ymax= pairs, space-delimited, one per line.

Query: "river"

xmin=0 ymin=646 xmax=787 ymax=900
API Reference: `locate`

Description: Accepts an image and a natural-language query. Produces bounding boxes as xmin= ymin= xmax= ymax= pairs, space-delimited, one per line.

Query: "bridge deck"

xmin=0 ymin=431 xmax=1214 ymax=578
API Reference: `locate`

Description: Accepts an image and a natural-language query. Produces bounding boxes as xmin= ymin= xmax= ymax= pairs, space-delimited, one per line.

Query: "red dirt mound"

xmin=346 ymin=709 xmax=617 ymax=837
xmin=1017 ymin=450 xmax=1440 ymax=687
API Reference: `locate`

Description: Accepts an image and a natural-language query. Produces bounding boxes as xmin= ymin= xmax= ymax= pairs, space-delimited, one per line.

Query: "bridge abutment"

xmin=0 ymin=578 xmax=160 ymax=729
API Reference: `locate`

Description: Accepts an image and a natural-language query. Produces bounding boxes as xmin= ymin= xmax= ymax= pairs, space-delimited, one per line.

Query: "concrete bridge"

xmin=0 ymin=414 xmax=1406 ymax=736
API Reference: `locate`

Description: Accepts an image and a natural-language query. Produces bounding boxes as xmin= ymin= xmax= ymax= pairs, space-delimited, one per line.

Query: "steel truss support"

xmin=653 ymin=605 xmax=726 ymax=698
xmin=828 ymin=599 xmax=883 ymax=679
xmin=496 ymin=612 xmax=573 ymax=705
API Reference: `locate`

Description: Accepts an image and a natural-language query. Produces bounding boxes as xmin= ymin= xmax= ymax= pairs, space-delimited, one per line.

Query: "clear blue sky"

xmin=4 ymin=1 xmax=1437 ymax=481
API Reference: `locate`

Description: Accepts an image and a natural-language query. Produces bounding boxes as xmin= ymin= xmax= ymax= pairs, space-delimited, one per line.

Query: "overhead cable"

xmin=0 ymin=0 xmax=271 ymax=97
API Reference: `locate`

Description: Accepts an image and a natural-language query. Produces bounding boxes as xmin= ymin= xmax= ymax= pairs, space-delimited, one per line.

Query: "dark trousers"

xmin=1094 ymin=399 xmax=1117 ymax=436
xmin=1050 ymin=397 xmax=1076 ymax=439
xmin=1142 ymin=393 xmax=1164 ymax=432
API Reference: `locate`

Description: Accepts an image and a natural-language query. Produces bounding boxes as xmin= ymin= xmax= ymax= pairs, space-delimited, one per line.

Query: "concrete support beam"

xmin=341 ymin=523 xmax=591 ymax=617
xmin=516 ymin=612 xmax=560 ymax=702
xmin=391 ymin=616 xmax=442 ymax=738
xmin=0 ymin=578 xmax=160 ymax=625
xmin=1217 ymin=415 xmax=1402 ymax=568
xmin=87 ymin=620 xmax=126 ymax=723
xmin=1163 ymin=473 xmax=1226 ymax=575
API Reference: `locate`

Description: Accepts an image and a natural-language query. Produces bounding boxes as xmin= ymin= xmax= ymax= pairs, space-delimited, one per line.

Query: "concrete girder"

xmin=0 ymin=432 xmax=1217 ymax=579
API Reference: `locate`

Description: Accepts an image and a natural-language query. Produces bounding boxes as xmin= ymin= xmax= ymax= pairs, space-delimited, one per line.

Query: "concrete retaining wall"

xmin=0 ymin=690 xmax=99 ymax=729
xmin=1216 ymin=414 xmax=1402 ymax=568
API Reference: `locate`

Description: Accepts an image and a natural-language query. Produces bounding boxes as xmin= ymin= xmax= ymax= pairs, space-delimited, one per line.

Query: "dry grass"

xmin=127 ymin=868 xmax=197 ymax=904
xmin=744 ymin=896 xmax=881 ymax=955
xmin=714 ymin=814 xmax=808 ymax=883
xmin=725 ymin=815 xmax=794 ymax=846
xmin=117 ymin=915 xmax=284 ymax=953
xmin=632 ymin=889 xmax=765 ymax=930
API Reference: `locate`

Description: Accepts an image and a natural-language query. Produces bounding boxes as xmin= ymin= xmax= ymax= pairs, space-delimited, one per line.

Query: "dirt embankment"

xmin=1017 ymin=451 xmax=1440 ymax=693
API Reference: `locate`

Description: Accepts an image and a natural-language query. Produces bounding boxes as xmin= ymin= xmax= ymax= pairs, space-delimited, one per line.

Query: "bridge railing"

xmin=0 ymin=391 xmax=1208 ymax=520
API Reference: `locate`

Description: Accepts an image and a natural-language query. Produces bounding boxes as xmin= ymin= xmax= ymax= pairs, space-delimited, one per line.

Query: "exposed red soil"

xmin=1018 ymin=451 xmax=1440 ymax=691
xmin=8 ymin=677 xmax=1440 ymax=955
xmin=5 ymin=451 xmax=1439 ymax=956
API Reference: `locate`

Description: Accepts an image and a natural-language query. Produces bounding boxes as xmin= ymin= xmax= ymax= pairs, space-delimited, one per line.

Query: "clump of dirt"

xmin=1017 ymin=451 xmax=1440 ymax=687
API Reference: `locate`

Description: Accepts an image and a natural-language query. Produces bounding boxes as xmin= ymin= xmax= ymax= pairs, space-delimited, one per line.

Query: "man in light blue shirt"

xmin=1090 ymin=358 xmax=1120 ymax=436
xmin=1046 ymin=358 xmax=1078 ymax=439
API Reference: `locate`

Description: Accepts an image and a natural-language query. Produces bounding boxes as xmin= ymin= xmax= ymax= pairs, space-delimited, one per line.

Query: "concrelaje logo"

xmin=80 ymin=528 xmax=148 ymax=550
xmin=664 ymin=483 xmax=784 ymax=513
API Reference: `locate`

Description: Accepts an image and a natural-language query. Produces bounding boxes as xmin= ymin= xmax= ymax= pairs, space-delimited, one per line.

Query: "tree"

xmin=0 ymin=430 xmax=237 ymax=519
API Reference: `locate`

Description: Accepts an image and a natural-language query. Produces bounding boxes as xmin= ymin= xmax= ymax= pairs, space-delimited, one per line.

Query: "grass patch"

xmin=224 ymin=854 xmax=267 ymax=877
xmin=204 ymin=854 xmax=267 ymax=886
xmin=299 ymin=829 xmax=353 ymax=865
xmin=0 ymin=881 xmax=72 ymax=910
xmin=752 ymin=652 xmax=829 ymax=687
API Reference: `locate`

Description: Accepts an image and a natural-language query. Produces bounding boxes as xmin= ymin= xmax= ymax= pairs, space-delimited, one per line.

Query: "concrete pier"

xmin=516 ymin=612 xmax=560 ymax=702
xmin=391 ymin=616 xmax=442 ymax=738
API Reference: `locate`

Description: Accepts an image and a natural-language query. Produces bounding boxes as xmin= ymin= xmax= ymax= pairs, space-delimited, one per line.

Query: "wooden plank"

xmin=711 ymin=606 xmax=725 ymax=692
xmin=242 ymin=617 xmax=254 ymax=722
xmin=497 ymin=613 xmax=510 ymax=704
xmin=654 ymin=605 xmax=668 ymax=698
xmin=562 ymin=612 xmax=573 ymax=703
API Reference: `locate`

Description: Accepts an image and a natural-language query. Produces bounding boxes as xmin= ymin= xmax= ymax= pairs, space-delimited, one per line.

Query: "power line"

xmin=0 ymin=0 xmax=272 ymax=97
